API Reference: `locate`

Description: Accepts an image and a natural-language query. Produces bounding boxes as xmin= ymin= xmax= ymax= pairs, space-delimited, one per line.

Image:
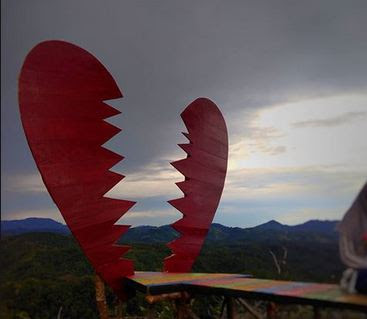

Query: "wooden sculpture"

xmin=165 ymin=98 xmax=228 ymax=272
xmin=18 ymin=40 xmax=227 ymax=299
xmin=18 ymin=41 xmax=135 ymax=299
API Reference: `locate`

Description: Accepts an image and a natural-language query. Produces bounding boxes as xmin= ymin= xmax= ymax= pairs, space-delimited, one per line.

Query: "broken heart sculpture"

xmin=18 ymin=40 xmax=228 ymax=299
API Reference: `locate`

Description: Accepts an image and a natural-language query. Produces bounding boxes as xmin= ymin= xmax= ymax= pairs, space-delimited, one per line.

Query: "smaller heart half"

xmin=164 ymin=98 xmax=228 ymax=272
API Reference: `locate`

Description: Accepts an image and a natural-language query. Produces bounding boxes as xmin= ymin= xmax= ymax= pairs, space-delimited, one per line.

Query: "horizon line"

xmin=1 ymin=216 xmax=341 ymax=229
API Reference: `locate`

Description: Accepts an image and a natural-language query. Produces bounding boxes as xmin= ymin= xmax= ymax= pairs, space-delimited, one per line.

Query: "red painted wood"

xmin=18 ymin=41 xmax=135 ymax=299
xmin=164 ymin=98 xmax=228 ymax=272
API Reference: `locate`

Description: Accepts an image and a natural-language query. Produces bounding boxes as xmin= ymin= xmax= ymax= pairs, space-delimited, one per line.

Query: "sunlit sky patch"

xmin=229 ymin=93 xmax=367 ymax=170
xmin=216 ymin=93 xmax=367 ymax=226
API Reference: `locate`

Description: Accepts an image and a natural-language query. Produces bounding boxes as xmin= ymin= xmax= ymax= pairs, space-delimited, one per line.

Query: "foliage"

xmin=0 ymin=228 xmax=350 ymax=318
xmin=0 ymin=233 xmax=96 ymax=319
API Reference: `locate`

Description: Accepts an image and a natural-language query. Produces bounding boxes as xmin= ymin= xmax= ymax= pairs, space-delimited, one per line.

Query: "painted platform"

xmin=125 ymin=272 xmax=367 ymax=312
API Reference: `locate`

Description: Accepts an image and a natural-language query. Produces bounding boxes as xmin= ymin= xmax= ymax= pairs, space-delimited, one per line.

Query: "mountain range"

xmin=1 ymin=217 xmax=70 ymax=235
xmin=1 ymin=218 xmax=339 ymax=242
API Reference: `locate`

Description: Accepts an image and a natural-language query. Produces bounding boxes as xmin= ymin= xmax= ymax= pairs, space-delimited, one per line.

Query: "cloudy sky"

xmin=2 ymin=0 xmax=367 ymax=227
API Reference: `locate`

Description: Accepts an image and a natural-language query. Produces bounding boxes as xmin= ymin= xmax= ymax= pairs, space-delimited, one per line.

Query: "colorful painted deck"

xmin=125 ymin=272 xmax=367 ymax=312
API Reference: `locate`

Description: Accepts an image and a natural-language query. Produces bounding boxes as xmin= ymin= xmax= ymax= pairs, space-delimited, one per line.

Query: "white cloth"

xmin=340 ymin=268 xmax=358 ymax=293
xmin=338 ymin=182 xmax=367 ymax=269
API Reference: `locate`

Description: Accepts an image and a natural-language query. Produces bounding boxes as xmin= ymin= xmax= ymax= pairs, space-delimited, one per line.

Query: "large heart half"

xmin=18 ymin=40 xmax=135 ymax=299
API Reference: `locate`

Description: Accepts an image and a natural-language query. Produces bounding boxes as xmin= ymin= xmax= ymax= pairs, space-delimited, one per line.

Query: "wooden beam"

xmin=266 ymin=302 xmax=277 ymax=319
xmin=226 ymin=297 xmax=237 ymax=319
xmin=146 ymin=291 xmax=190 ymax=304
xmin=238 ymin=298 xmax=263 ymax=319
xmin=95 ymin=275 xmax=109 ymax=319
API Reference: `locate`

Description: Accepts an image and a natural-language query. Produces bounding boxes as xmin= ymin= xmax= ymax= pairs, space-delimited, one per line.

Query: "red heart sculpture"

xmin=18 ymin=41 xmax=135 ymax=299
xmin=18 ymin=40 xmax=229 ymax=296
xmin=165 ymin=98 xmax=228 ymax=272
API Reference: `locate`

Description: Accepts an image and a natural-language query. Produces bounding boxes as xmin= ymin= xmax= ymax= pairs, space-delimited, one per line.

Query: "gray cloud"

xmin=225 ymin=165 xmax=366 ymax=194
xmin=3 ymin=0 xmax=367 ymax=171
xmin=293 ymin=111 xmax=367 ymax=128
xmin=267 ymin=146 xmax=287 ymax=156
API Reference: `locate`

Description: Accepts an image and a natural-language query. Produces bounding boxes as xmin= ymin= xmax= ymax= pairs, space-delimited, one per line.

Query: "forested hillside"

xmin=0 ymin=222 xmax=345 ymax=318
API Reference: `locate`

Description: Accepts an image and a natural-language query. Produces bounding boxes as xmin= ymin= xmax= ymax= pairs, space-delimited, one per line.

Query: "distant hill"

xmin=122 ymin=219 xmax=339 ymax=243
xmin=250 ymin=219 xmax=339 ymax=233
xmin=252 ymin=219 xmax=287 ymax=231
xmin=1 ymin=218 xmax=70 ymax=235
xmin=1 ymin=217 xmax=339 ymax=242
xmin=292 ymin=219 xmax=339 ymax=233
